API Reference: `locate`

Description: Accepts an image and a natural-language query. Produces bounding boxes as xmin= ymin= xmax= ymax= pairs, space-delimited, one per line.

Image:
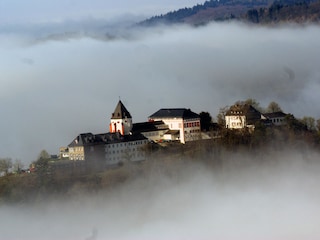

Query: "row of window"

xmin=106 ymin=140 xmax=147 ymax=149
xmin=184 ymin=122 xmax=200 ymax=128
xmin=230 ymin=111 xmax=243 ymax=114
xmin=69 ymin=147 xmax=83 ymax=152
xmin=231 ymin=122 xmax=243 ymax=127
xmin=230 ymin=116 xmax=242 ymax=120
xmin=190 ymin=129 xmax=201 ymax=133
xmin=106 ymin=148 xmax=137 ymax=154
xmin=184 ymin=129 xmax=201 ymax=134
xmin=272 ymin=118 xmax=284 ymax=123
xmin=70 ymin=155 xmax=84 ymax=160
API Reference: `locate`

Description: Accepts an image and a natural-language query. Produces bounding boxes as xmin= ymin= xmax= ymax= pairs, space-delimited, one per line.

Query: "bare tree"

xmin=244 ymin=98 xmax=261 ymax=111
xmin=38 ymin=149 xmax=50 ymax=160
xmin=217 ymin=106 xmax=229 ymax=127
xmin=301 ymin=116 xmax=316 ymax=131
xmin=316 ymin=119 xmax=320 ymax=132
xmin=13 ymin=159 xmax=24 ymax=174
xmin=34 ymin=149 xmax=51 ymax=179
xmin=267 ymin=101 xmax=282 ymax=113
xmin=0 ymin=158 xmax=12 ymax=176
xmin=234 ymin=98 xmax=263 ymax=112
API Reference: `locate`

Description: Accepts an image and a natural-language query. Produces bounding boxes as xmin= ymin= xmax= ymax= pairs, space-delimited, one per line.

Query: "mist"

xmin=0 ymin=0 xmax=201 ymax=24
xmin=1 ymin=148 xmax=320 ymax=239
xmin=1 ymin=20 xmax=320 ymax=164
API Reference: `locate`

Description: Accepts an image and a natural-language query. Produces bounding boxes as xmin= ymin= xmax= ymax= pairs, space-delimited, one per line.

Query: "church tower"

xmin=109 ymin=100 xmax=133 ymax=135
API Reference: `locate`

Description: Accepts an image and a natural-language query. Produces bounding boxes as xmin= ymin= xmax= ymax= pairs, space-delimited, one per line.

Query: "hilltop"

xmin=1 ymin=117 xmax=320 ymax=204
xmin=139 ymin=0 xmax=320 ymax=26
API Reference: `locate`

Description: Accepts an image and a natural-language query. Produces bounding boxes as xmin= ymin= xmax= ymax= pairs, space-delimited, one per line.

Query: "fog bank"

xmin=1 ymin=22 xmax=320 ymax=164
xmin=1 ymin=149 xmax=320 ymax=239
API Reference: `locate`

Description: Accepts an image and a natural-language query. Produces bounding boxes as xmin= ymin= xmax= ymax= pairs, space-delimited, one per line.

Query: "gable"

xmin=111 ymin=100 xmax=132 ymax=119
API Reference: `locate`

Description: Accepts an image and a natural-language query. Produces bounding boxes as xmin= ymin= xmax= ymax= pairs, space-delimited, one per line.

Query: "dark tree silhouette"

xmin=199 ymin=111 xmax=213 ymax=131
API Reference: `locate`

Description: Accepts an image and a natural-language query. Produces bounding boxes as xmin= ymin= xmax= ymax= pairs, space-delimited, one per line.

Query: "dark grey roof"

xmin=68 ymin=133 xmax=99 ymax=147
xmin=149 ymin=108 xmax=200 ymax=119
xmin=111 ymin=100 xmax=132 ymax=119
xmin=132 ymin=121 xmax=168 ymax=133
xmin=226 ymin=104 xmax=261 ymax=125
xmin=226 ymin=104 xmax=261 ymax=116
xmin=263 ymin=111 xmax=287 ymax=119
xmin=68 ymin=132 xmax=146 ymax=147
xmin=103 ymin=132 xmax=147 ymax=144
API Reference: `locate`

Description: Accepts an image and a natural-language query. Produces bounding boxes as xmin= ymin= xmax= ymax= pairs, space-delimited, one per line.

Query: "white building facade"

xmin=149 ymin=108 xmax=201 ymax=144
xmin=225 ymin=104 xmax=262 ymax=130
xmin=225 ymin=115 xmax=246 ymax=129
xmin=104 ymin=137 xmax=148 ymax=165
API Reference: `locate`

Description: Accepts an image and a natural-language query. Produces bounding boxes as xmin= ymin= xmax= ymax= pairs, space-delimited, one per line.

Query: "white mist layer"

xmin=1 ymin=150 xmax=320 ymax=240
xmin=1 ymin=23 xmax=320 ymax=164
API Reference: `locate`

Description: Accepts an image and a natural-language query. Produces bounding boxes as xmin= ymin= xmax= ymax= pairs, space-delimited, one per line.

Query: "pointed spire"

xmin=111 ymin=100 xmax=132 ymax=119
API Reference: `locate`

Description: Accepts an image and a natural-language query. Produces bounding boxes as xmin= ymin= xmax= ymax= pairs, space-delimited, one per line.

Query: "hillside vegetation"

xmin=1 ymin=123 xmax=320 ymax=205
xmin=139 ymin=0 xmax=320 ymax=26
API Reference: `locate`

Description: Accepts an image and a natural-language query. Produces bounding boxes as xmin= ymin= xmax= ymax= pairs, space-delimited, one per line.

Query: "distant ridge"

xmin=139 ymin=0 xmax=320 ymax=26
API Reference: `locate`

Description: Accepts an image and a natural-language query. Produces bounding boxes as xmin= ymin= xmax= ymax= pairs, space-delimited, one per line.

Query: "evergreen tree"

xmin=199 ymin=111 xmax=213 ymax=131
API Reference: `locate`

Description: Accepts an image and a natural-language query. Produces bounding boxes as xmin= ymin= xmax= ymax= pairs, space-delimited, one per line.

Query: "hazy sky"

xmin=0 ymin=0 xmax=201 ymax=24
xmin=1 ymin=1 xmax=320 ymax=164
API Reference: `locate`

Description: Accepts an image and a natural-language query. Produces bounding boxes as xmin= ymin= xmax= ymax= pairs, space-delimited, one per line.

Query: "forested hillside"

xmin=139 ymin=0 xmax=320 ymax=25
xmin=246 ymin=0 xmax=320 ymax=23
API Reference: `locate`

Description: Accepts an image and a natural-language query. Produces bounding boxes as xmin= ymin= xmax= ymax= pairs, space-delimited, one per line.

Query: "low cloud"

xmin=0 ymin=21 xmax=320 ymax=163
xmin=1 ymin=149 xmax=320 ymax=239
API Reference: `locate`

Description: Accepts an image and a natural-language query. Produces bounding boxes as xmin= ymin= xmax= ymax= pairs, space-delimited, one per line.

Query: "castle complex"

xmin=59 ymin=100 xmax=289 ymax=168
xmin=63 ymin=100 xmax=201 ymax=167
